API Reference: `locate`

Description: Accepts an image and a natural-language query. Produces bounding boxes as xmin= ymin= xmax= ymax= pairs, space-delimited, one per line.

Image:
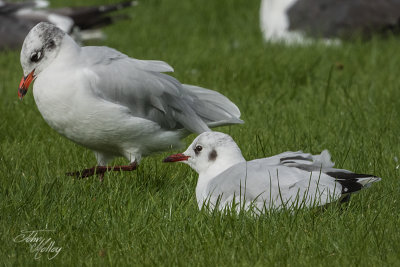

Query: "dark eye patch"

xmin=208 ymin=149 xmax=217 ymax=161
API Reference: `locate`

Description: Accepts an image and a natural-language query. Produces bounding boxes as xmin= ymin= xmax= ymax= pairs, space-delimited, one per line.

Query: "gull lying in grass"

xmin=164 ymin=132 xmax=381 ymax=213
xmin=18 ymin=22 xmax=243 ymax=181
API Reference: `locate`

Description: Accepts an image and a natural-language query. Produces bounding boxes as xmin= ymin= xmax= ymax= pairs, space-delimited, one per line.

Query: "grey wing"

xmin=207 ymin=150 xmax=380 ymax=210
xmin=247 ymin=150 xmax=334 ymax=170
xmin=0 ymin=16 xmax=34 ymax=49
xmin=275 ymin=150 xmax=380 ymax=193
xmin=205 ymin=153 xmax=341 ymax=210
xmin=288 ymin=0 xmax=400 ymax=38
xmin=82 ymin=46 xmax=212 ymax=133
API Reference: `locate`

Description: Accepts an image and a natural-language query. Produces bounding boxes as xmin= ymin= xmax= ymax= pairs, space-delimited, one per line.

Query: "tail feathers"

xmin=325 ymin=171 xmax=381 ymax=194
xmin=183 ymin=84 xmax=243 ymax=128
xmin=312 ymin=150 xmax=335 ymax=168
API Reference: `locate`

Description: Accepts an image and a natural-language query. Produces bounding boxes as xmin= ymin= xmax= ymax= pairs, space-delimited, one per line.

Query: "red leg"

xmin=66 ymin=162 xmax=138 ymax=180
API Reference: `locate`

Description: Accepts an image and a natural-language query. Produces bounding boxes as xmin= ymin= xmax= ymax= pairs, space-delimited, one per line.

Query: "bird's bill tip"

xmin=163 ymin=153 xmax=190 ymax=163
xmin=18 ymin=70 xmax=35 ymax=100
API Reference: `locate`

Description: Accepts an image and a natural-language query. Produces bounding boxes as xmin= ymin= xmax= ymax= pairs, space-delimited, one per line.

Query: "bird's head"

xmin=18 ymin=22 xmax=65 ymax=100
xmin=164 ymin=132 xmax=245 ymax=175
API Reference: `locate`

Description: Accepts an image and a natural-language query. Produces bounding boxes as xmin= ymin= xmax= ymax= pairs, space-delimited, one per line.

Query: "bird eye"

xmin=194 ymin=145 xmax=203 ymax=153
xmin=30 ymin=51 xmax=42 ymax=63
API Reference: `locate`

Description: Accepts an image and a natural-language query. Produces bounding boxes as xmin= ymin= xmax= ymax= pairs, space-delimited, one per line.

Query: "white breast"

xmin=33 ymin=69 xmax=80 ymax=136
xmin=32 ymin=66 xmax=183 ymax=159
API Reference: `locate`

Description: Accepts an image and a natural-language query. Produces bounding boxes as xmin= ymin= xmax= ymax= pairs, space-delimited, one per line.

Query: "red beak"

xmin=18 ymin=69 xmax=35 ymax=100
xmin=163 ymin=153 xmax=190 ymax=163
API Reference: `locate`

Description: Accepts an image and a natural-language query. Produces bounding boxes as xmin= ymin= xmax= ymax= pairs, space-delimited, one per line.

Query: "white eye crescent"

xmin=30 ymin=51 xmax=42 ymax=62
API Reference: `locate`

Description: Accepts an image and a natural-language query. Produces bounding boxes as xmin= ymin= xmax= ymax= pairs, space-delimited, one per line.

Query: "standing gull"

xmin=164 ymin=132 xmax=381 ymax=213
xmin=18 ymin=22 xmax=243 ymax=180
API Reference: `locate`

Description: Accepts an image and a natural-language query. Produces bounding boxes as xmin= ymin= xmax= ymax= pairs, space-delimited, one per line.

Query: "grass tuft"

xmin=1 ymin=0 xmax=400 ymax=265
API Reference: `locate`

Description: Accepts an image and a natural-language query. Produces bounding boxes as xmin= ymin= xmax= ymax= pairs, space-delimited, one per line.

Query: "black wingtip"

xmin=326 ymin=171 xmax=380 ymax=194
xmin=325 ymin=172 xmax=377 ymax=180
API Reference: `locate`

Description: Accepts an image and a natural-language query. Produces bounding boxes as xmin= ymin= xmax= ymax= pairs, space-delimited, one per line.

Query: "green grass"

xmin=1 ymin=0 xmax=400 ymax=265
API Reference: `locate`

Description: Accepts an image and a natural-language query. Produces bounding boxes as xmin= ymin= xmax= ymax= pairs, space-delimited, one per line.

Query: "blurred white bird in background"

xmin=260 ymin=0 xmax=400 ymax=45
xmin=259 ymin=0 xmax=307 ymax=44
xmin=0 ymin=0 xmax=137 ymax=50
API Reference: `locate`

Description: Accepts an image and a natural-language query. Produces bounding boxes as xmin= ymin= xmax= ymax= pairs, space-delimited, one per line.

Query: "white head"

xmin=18 ymin=22 xmax=65 ymax=99
xmin=164 ymin=132 xmax=246 ymax=176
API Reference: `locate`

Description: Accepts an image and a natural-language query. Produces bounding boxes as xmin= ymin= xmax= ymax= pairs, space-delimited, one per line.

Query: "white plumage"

xmin=18 ymin=22 xmax=242 ymax=178
xmin=164 ymin=132 xmax=381 ymax=213
xmin=259 ymin=0 xmax=340 ymax=45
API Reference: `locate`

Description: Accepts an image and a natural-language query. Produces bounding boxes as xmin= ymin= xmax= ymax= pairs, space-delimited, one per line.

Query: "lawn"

xmin=1 ymin=0 xmax=400 ymax=266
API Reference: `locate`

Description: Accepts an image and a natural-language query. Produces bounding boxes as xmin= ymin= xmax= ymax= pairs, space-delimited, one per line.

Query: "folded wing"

xmin=82 ymin=46 xmax=242 ymax=134
xmin=205 ymin=150 xmax=380 ymax=211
